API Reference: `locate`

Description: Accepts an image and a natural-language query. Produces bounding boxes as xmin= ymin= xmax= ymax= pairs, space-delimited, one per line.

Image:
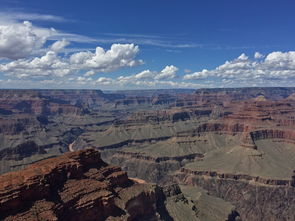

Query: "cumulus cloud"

xmin=264 ymin=51 xmax=295 ymax=69
xmin=113 ymin=78 xmax=202 ymax=89
xmin=94 ymin=76 xmax=202 ymax=89
xmin=237 ymin=53 xmax=248 ymax=61
xmin=183 ymin=51 xmax=295 ymax=87
xmin=0 ymin=18 xmax=110 ymax=60
xmin=0 ymin=43 xmax=142 ymax=78
xmin=0 ymin=21 xmax=51 ymax=59
xmin=121 ymin=65 xmax=178 ymax=83
xmin=84 ymin=70 xmax=96 ymax=77
xmin=70 ymin=44 xmax=143 ymax=72
xmin=85 ymin=65 xmax=192 ymax=88
xmin=97 ymin=65 xmax=201 ymax=89
xmin=183 ymin=69 xmax=210 ymax=80
xmin=76 ymin=76 xmax=93 ymax=84
xmin=50 ymin=39 xmax=70 ymax=52
xmin=254 ymin=52 xmax=263 ymax=59
xmin=155 ymin=65 xmax=178 ymax=80
xmin=134 ymin=70 xmax=155 ymax=79
xmin=95 ymin=77 xmax=113 ymax=85
xmin=0 ymin=51 xmax=70 ymax=78
xmin=0 ymin=61 xmax=202 ymax=89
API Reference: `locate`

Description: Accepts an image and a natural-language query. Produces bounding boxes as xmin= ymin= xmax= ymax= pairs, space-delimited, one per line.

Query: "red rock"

xmin=0 ymin=149 xmax=165 ymax=221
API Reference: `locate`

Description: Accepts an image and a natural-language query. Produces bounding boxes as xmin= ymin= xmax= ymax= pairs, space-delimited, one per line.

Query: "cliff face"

xmin=0 ymin=149 xmax=168 ymax=221
xmin=194 ymin=87 xmax=295 ymax=101
xmin=175 ymin=172 xmax=295 ymax=221
xmin=0 ymin=89 xmax=116 ymax=117
xmin=0 ymin=89 xmax=123 ymax=174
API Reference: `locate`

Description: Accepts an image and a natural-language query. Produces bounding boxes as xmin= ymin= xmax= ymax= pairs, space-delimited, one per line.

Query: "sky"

xmin=0 ymin=0 xmax=295 ymax=89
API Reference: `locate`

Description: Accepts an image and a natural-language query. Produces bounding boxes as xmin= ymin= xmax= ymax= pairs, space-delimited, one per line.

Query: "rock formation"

xmin=0 ymin=149 xmax=165 ymax=220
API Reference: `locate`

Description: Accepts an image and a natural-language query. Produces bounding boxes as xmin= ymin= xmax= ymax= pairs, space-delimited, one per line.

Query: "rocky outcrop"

xmin=104 ymin=152 xmax=182 ymax=183
xmin=178 ymin=122 xmax=295 ymax=148
xmin=0 ymin=149 xmax=165 ymax=220
xmin=111 ymin=151 xmax=203 ymax=163
xmin=180 ymin=168 xmax=293 ymax=186
xmin=101 ymin=150 xmax=203 ymax=183
xmin=175 ymin=172 xmax=295 ymax=221
xmin=250 ymin=129 xmax=295 ymax=142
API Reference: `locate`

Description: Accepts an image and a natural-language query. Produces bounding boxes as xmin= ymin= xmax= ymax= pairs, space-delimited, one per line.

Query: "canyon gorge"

xmin=1 ymin=87 xmax=295 ymax=220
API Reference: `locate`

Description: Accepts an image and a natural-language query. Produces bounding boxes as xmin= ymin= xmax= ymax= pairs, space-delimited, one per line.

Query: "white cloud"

xmin=0 ymin=50 xmax=71 ymax=78
xmin=0 ymin=21 xmax=51 ymax=59
xmin=0 ymin=43 xmax=142 ymax=78
xmin=69 ymin=44 xmax=143 ymax=72
xmin=155 ymin=65 xmax=178 ymax=80
xmin=237 ymin=53 xmax=248 ymax=60
xmin=95 ymin=77 xmax=113 ymax=85
xmin=0 ymin=16 xmax=111 ymax=60
xmin=70 ymin=51 xmax=93 ymax=64
xmin=254 ymin=52 xmax=263 ymax=59
xmin=102 ymin=65 xmax=200 ymax=89
xmin=134 ymin=70 xmax=155 ymax=79
xmin=156 ymin=80 xmax=204 ymax=88
xmin=183 ymin=51 xmax=295 ymax=87
xmin=0 ymin=63 xmax=203 ymax=89
xmin=84 ymin=70 xmax=96 ymax=77
xmin=50 ymin=39 xmax=70 ymax=52
xmin=0 ymin=11 xmax=67 ymax=23
xmin=183 ymin=69 xmax=210 ymax=80
xmin=0 ymin=76 xmax=205 ymax=89
xmin=76 ymin=76 xmax=93 ymax=84
xmin=99 ymin=33 xmax=201 ymax=49
xmin=264 ymin=51 xmax=295 ymax=69
xmin=115 ymin=78 xmax=203 ymax=89
xmin=119 ymin=65 xmax=178 ymax=83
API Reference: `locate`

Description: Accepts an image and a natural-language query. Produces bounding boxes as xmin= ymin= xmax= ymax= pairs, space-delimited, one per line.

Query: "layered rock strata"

xmin=175 ymin=172 xmax=295 ymax=221
xmin=0 ymin=149 xmax=172 ymax=220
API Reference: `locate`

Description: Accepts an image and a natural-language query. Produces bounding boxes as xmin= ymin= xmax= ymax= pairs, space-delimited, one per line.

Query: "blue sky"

xmin=0 ymin=0 xmax=295 ymax=89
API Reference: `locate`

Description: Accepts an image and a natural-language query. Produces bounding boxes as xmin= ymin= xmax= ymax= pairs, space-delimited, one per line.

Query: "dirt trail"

xmin=129 ymin=177 xmax=146 ymax=184
xmin=68 ymin=141 xmax=75 ymax=152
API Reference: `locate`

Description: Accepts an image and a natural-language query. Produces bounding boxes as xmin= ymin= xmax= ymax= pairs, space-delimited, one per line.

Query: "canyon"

xmin=0 ymin=87 xmax=295 ymax=220
xmin=0 ymin=149 xmax=239 ymax=221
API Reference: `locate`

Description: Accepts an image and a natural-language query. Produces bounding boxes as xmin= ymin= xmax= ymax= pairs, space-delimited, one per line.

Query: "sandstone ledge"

xmin=180 ymin=168 xmax=293 ymax=187
xmin=0 ymin=149 xmax=168 ymax=221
